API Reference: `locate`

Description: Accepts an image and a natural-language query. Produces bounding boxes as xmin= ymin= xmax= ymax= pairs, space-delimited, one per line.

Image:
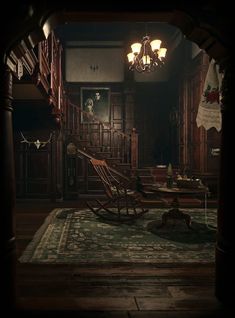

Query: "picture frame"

xmin=80 ymin=87 xmax=110 ymax=123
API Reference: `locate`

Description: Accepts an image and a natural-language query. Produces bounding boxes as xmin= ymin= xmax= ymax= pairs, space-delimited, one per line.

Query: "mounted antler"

xmin=20 ymin=132 xmax=52 ymax=149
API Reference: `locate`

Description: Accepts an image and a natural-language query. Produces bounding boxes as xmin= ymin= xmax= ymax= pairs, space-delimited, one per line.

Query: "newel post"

xmin=131 ymin=128 xmax=138 ymax=171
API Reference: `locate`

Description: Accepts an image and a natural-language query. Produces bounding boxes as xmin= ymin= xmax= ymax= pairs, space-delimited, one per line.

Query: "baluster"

xmin=124 ymin=134 xmax=128 ymax=163
xmin=99 ymin=122 xmax=102 ymax=147
xmin=89 ymin=121 xmax=92 ymax=146
xmin=86 ymin=123 xmax=89 ymax=145
xmin=121 ymin=134 xmax=125 ymax=163
xmin=117 ymin=133 xmax=120 ymax=159
xmin=131 ymin=128 xmax=138 ymax=170
xmin=127 ymin=136 xmax=130 ymax=164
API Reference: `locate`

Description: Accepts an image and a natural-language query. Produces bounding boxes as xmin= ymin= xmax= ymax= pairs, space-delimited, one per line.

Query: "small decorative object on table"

xmin=176 ymin=177 xmax=202 ymax=189
xmin=166 ymin=163 xmax=173 ymax=188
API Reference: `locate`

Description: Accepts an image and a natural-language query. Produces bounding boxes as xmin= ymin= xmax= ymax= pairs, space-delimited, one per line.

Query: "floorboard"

xmin=15 ymin=200 xmax=233 ymax=317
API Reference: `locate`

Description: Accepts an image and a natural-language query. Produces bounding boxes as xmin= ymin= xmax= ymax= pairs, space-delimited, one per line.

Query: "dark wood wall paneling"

xmin=14 ymin=53 xmax=220 ymax=199
xmin=135 ymin=82 xmax=179 ymax=167
xmin=14 ymin=130 xmax=62 ymax=200
xmin=14 ymin=131 xmax=51 ymax=198
xmin=179 ymin=52 xmax=221 ymax=195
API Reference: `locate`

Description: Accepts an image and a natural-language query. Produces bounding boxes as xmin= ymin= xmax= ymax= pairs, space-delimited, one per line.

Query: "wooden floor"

xmin=15 ymin=200 xmax=233 ymax=317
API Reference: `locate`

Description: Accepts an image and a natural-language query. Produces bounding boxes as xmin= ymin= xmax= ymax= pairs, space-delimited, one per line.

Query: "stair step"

xmin=112 ymin=163 xmax=131 ymax=170
xmin=96 ymin=151 xmax=112 ymax=158
xmin=86 ymin=146 xmax=103 ymax=152
xmin=77 ymin=140 xmax=89 ymax=144
xmin=139 ymin=175 xmax=155 ymax=183
xmin=151 ymin=167 xmax=179 ymax=175
xmin=114 ymin=165 xmax=131 ymax=176
xmin=136 ymin=168 xmax=152 ymax=176
xmin=106 ymin=158 xmax=121 ymax=164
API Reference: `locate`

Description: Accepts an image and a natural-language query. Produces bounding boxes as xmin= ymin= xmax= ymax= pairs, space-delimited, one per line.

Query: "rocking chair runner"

xmin=86 ymin=158 xmax=148 ymax=221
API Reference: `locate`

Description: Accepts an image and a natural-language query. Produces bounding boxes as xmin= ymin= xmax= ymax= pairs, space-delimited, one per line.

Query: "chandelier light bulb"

xmin=127 ymin=52 xmax=135 ymax=63
xmin=142 ymin=55 xmax=151 ymax=65
xmin=131 ymin=43 xmax=141 ymax=54
xmin=150 ymin=39 xmax=161 ymax=51
xmin=158 ymin=48 xmax=167 ymax=60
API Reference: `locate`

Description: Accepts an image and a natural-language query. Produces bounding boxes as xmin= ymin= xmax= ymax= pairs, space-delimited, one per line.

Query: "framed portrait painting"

xmin=81 ymin=87 xmax=110 ymax=123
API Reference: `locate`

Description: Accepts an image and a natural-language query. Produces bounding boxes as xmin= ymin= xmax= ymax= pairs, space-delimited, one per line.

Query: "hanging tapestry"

xmin=196 ymin=59 xmax=222 ymax=132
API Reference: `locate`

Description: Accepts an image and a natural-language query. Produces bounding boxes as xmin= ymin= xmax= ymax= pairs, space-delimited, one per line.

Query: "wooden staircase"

xmin=63 ymin=100 xmax=139 ymax=198
xmin=65 ymin=137 xmax=133 ymax=199
xmin=64 ymin=113 xmax=217 ymax=207
xmin=66 ymin=143 xmax=217 ymax=207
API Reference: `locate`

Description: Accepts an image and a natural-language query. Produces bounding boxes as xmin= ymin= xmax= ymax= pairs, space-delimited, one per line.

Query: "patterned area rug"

xmin=19 ymin=208 xmax=217 ymax=264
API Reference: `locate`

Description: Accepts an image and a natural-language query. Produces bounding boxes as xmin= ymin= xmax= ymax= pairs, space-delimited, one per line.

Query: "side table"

xmin=149 ymin=186 xmax=209 ymax=229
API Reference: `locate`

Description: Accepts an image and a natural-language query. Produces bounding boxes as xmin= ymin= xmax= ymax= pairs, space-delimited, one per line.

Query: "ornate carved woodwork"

xmin=10 ymin=31 xmax=64 ymax=131
xmin=7 ymin=39 xmax=38 ymax=77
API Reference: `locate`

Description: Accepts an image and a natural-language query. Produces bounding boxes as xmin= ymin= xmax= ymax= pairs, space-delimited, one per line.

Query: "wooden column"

xmin=0 ymin=65 xmax=16 ymax=310
xmin=216 ymin=59 xmax=235 ymax=303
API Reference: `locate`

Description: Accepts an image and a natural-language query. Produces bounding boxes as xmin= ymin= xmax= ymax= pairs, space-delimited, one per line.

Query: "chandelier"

xmin=127 ymin=35 xmax=167 ymax=73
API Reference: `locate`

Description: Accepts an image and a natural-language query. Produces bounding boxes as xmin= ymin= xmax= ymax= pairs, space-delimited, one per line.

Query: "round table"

xmin=149 ymin=186 xmax=209 ymax=229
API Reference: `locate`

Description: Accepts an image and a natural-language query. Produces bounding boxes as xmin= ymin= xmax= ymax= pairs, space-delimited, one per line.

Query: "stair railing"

xmin=38 ymin=31 xmax=64 ymax=116
xmin=67 ymin=100 xmax=138 ymax=170
xmin=77 ymin=148 xmax=130 ymax=182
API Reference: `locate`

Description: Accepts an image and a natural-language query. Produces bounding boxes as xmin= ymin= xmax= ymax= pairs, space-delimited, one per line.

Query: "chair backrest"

xmin=90 ymin=158 xmax=121 ymax=198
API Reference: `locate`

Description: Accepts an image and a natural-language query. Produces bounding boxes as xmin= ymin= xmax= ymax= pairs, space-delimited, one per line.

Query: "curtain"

xmin=196 ymin=59 xmax=223 ymax=132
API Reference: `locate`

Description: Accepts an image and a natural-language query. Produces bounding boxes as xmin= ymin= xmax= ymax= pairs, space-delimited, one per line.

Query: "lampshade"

xmin=127 ymin=52 xmax=135 ymax=63
xmin=158 ymin=48 xmax=167 ymax=60
xmin=150 ymin=39 xmax=161 ymax=51
xmin=131 ymin=43 xmax=141 ymax=54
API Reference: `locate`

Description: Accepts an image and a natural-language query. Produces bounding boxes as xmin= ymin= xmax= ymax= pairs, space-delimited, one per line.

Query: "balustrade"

xmin=66 ymin=100 xmax=138 ymax=171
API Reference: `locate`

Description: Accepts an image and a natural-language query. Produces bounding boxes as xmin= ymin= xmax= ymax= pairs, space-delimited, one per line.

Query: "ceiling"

xmin=54 ymin=21 xmax=182 ymax=50
xmin=54 ymin=21 xmax=185 ymax=83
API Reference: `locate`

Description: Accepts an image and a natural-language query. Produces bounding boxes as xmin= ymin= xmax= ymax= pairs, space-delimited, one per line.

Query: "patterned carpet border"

xmin=19 ymin=208 xmax=217 ymax=265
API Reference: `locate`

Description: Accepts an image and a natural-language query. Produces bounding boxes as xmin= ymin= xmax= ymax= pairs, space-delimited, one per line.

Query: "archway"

xmin=1 ymin=3 xmax=232 ymax=311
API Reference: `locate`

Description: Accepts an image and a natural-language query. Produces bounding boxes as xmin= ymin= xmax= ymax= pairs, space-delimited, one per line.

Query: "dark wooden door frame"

xmin=1 ymin=2 xmax=233 ymax=310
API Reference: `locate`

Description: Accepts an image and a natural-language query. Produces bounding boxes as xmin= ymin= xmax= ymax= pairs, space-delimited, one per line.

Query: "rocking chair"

xmin=86 ymin=158 xmax=148 ymax=222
